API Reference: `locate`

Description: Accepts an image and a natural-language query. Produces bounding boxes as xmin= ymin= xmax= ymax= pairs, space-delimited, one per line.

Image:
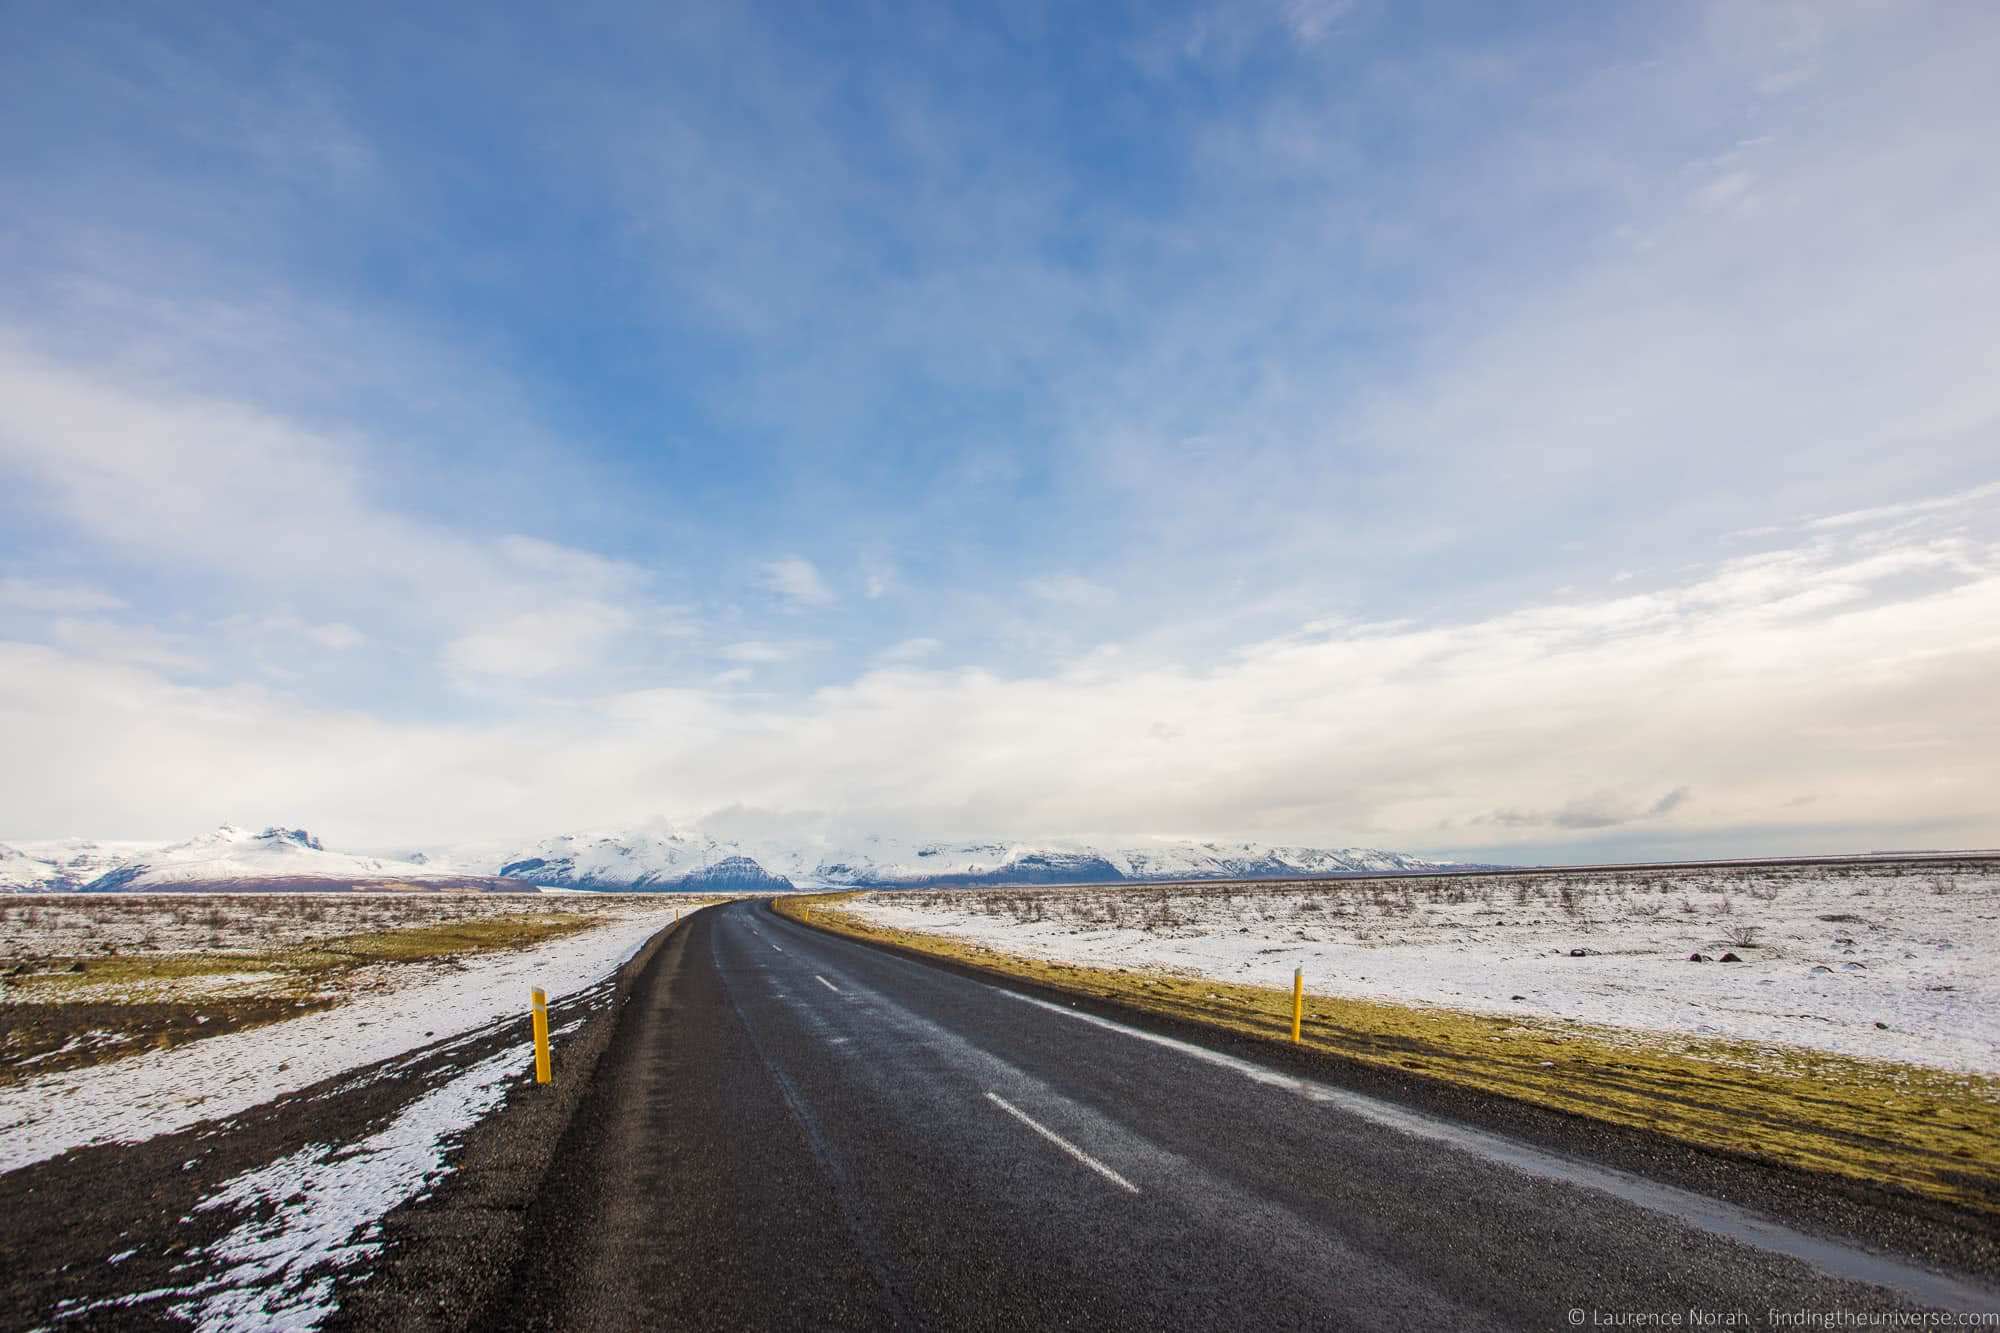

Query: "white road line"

xmin=984 ymin=1091 xmax=1140 ymax=1194
xmin=989 ymin=990 xmax=2000 ymax=1314
xmin=815 ymin=974 xmax=840 ymax=993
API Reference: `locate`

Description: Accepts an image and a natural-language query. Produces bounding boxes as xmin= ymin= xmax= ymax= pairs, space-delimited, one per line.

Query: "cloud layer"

xmin=2 ymin=498 xmax=1993 ymax=856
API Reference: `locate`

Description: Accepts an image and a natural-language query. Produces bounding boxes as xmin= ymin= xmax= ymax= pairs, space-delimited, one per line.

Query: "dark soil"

xmin=0 ymin=998 xmax=337 ymax=1084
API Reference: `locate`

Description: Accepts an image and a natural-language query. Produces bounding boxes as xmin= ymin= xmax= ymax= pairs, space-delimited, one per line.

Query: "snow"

xmin=0 ymin=911 xmax=670 ymax=1172
xmin=81 ymin=825 xmax=455 ymax=890
xmin=0 ymin=891 xmax=658 ymax=967
xmin=845 ymin=863 xmax=2000 ymax=1073
xmin=173 ymin=1009 xmax=586 ymax=1333
xmin=494 ymin=829 xmax=795 ymax=890
xmin=486 ymin=824 xmax=1455 ymax=890
xmin=45 ymin=1008 xmax=591 ymax=1332
xmin=8 ymin=819 xmax=1457 ymax=893
xmin=1 ymin=826 xmax=518 ymax=892
xmin=5 ymin=838 xmax=164 ymax=891
xmin=0 ymin=841 xmax=63 ymax=890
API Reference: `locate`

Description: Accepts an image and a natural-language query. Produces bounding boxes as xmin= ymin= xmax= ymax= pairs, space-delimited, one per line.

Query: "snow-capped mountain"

xmin=4 ymin=838 xmax=167 ymax=891
xmin=80 ymin=824 xmax=462 ymax=891
xmin=0 ymin=842 xmax=64 ymax=891
xmin=494 ymin=831 xmax=795 ymax=891
xmin=0 ymin=825 xmax=522 ymax=892
xmin=5 ymin=820 xmax=1469 ymax=894
xmin=761 ymin=837 xmax=1456 ymax=888
xmin=485 ymin=827 xmax=1460 ymax=891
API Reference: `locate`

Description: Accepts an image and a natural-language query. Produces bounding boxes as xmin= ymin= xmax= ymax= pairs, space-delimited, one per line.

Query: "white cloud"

xmin=1806 ymin=481 xmax=2000 ymax=532
xmin=758 ymin=557 xmax=836 ymax=609
xmin=862 ymin=557 xmax=897 ymax=600
xmin=3 ymin=505 xmax=1994 ymax=853
xmin=0 ymin=339 xmax=692 ymax=690
xmin=1279 ymin=0 xmax=1354 ymax=46
xmin=50 ymin=619 xmax=204 ymax=674
xmin=243 ymin=613 xmax=365 ymax=652
xmin=0 ymin=576 xmax=126 ymax=614
xmin=1025 ymin=574 xmax=1110 ymax=607
xmin=722 ymin=640 xmax=817 ymax=664
xmin=877 ymin=637 xmax=942 ymax=663
xmin=443 ymin=604 xmax=637 ymax=681
xmin=305 ymin=622 xmax=364 ymax=651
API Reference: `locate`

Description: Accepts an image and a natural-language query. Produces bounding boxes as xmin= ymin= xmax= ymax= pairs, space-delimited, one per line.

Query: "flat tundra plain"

xmin=0 ymin=892 xmax=697 ymax=1094
xmin=847 ymin=859 xmax=2000 ymax=1074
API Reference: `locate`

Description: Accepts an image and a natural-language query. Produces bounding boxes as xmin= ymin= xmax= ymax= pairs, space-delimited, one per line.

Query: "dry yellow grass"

xmin=776 ymin=892 xmax=2000 ymax=1216
xmin=2 ymin=911 xmax=634 ymax=1082
xmin=7 ymin=912 xmax=597 ymax=997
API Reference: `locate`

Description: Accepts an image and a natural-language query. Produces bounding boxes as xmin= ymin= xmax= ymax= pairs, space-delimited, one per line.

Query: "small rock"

xmin=1718 ymin=952 xmax=1742 ymax=963
xmin=1510 ymin=994 xmax=1527 ymax=1001
xmin=1810 ymin=965 xmax=1833 ymax=974
xmin=1688 ymin=952 xmax=1710 ymax=963
xmin=1568 ymin=947 xmax=1597 ymax=958
xmin=1874 ymin=1021 xmax=1889 ymax=1030
xmin=66 ymin=961 xmax=86 ymax=974
xmin=1842 ymin=961 xmax=1867 ymax=972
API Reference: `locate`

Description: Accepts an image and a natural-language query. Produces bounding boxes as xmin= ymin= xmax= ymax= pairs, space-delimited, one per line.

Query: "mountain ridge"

xmin=1 ymin=823 xmax=1472 ymax=892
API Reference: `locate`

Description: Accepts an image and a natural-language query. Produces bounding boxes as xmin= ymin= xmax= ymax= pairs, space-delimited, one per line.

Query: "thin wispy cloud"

xmin=0 ymin=577 xmax=126 ymax=614
xmin=1025 ymin=575 xmax=1111 ymax=608
xmin=758 ymin=558 xmax=837 ymax=610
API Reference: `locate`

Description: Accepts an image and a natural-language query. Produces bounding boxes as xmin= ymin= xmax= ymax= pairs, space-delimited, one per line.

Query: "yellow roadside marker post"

xmin=1291 ymin=967 xmax=1304 ymax=1043
xmin=531 ymin=987 xmax=552 ymax=1083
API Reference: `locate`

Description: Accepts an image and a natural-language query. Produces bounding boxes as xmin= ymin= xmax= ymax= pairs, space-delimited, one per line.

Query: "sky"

xmin=1 ymin=0 xmax=1995 ymax=862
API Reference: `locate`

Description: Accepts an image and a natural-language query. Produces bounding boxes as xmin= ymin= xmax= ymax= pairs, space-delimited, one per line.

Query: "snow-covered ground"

xmin=0 ymin=890 xmax=677 ymax=974
xmin=0 ymin=905 xmax=680 ymax=1171
xmin=846 ymin=861 xmax=2000 ymax=1073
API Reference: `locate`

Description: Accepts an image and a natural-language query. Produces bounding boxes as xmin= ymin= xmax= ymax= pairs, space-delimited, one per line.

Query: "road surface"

xmin=495 ymin=899 xmax=1998 ymax=1331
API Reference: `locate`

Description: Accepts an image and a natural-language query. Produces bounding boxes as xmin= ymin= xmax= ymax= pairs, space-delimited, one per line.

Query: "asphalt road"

xmin=495 ymin=899 xmax=2000 ymax=1331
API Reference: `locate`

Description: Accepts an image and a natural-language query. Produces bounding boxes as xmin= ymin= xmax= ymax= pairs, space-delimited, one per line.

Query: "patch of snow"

xmin=0 ymin=912 xmax=668 ymax=1172
xmin=845 ymin=864 xmax=2000 ymax=1073
xmin=173 ymin=1042 xmax=525 ymax=1331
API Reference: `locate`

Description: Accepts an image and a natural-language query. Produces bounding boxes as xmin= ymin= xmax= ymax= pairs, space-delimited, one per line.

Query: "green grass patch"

xmin=7 ymin=913 xmax=596 ymax=994
xmin=5 ymin=953 xmax=294 ymax=992
xmin=775 ymin=892 xmax=2000 ymax=1217
xmin=308 ymin=913 xmax=597 ymax=962
xmin=2 ymin=912 xmax=610 ymax=1078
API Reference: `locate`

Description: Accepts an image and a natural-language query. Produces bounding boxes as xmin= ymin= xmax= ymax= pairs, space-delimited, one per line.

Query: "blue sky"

xmin=2 ymin=0 xmax=1996 ymax=859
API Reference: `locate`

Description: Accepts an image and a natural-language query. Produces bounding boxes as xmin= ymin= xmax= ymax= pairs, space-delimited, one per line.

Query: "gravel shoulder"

xmin=0 ymin=910 xmax=694 ymax=1331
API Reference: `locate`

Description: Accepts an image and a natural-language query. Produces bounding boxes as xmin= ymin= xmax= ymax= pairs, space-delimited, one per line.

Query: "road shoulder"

xmin=326 ymin=909 xmax=694 ymax=1333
